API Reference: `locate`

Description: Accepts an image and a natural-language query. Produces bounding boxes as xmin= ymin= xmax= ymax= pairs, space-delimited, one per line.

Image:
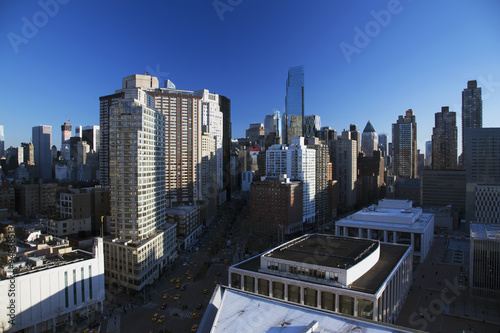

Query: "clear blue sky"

xmin=1 ymin=0 xmax=499 ymax=155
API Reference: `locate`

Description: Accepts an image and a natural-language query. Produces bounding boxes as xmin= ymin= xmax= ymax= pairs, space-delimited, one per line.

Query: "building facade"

xmin=392 ymin=110 xmax=417 ymax=178
xmin=335 ymin=199 xmax=434 ymax=263
xmin=228 ymin=234 xmax=413 ymax=323
xmin=432 ymin=106 xmax=457 ymax=170
xmin=332 ymin=130 xmax=357 ymax=209
xmin=462 ymin=80 xmax=482 ymax=168
xmin=470 ymin=223 xmax=500 ymax=299
xmin=361 ymin=121 xmax=378 ymax=157
xmin=284 ymin=66 xmax=304 ymax=143
xmin=32 ymin=125 xmax=52 ymax=180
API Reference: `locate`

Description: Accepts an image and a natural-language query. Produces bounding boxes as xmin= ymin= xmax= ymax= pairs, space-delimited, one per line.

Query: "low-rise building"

xmin=335 ymin=199 xmax=434 ymax=263
xmin=0 ymin=238 xmax=105 ymax=332
xmin=228 ymin=234 xmax=412 ymax=324
xmin=165 ymin=205 xmax=202 ymax=250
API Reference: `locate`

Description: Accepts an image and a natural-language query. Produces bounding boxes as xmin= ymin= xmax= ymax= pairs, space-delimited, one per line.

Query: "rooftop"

xmin=209 ymin=287 xmax=421 ymax=333
xmin=263 ymin=234 xmax=378 ymax=269
xmin=470 ymin=223 xmax=500 ymax=240
xmin=164 ymin=205 xmax=199 ymax=215
xmin=233 ymin=236 xmax=410 ymax=295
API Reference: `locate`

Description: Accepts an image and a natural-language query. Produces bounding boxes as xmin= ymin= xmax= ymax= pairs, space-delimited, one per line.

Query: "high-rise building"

xmin=303 ymin=115 xmax=321 ymax=138
xmin=0 ymin=125 xmax=4 ymax=157
xmin=284 ymin=65 xmax=304 ymax=144
xmin=425 ymin=140 xmax=432 ymax=168
xmin=378 ymin=133 xmax=388 ymax=157
xmin=81 ymin=125 xmax=100 ymax=152
xmin=219 ymin=95 xmax=232 ymax=203
xmin=392 ymin=109 xmax=417 ymax=178
xmin=266 ymin=137 xmax=316 ymax=223
xmin=462 ymin=80 xmax=482 ymax=168
xmin=201 ymin=132 xmax=217 ymax=222
xmin=264 ymin=110 xmax=282 ymax=137
xmin=306 ymin=137 xmax=332 ymax=223
xmin=195 ymin=89 xmax=223 ymax=197
xmin=61 ymin=122 xmax=71 ymax=160
xmin=32 ymin=125 xmax=52 ymax=180
xmin=21 ymin=142 xmax=35 ymax=166
xmin=102 ymin=79 xmax=179 ymax=291
xmin=332 ymin=130 xmax=358 ymax=209
xmin=349 ymin=124 xmax=361 ymax=157
xmin=361 ymin=121 xmax=377 ymax=157
xmin=432 ymin=106 xmax=457 ymax=170
xmin=465 ymin=128 xmax=500 ymax=226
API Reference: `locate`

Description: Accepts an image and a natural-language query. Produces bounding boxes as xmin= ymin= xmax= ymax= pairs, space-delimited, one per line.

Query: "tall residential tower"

xmin=392 ymin=109 xmax=417 ymax=178
xmin=432 ymin=106 xmax=457 ymax=170
xmin=462 ymin=80 xmax=482 ymax=168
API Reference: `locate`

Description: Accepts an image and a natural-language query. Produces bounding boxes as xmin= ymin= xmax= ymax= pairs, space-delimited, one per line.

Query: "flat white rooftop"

xmin=470 ymin=223 xmax=500 ymax=240
xmin=210 ymin=287 xmax=421 ymax=333
xmin=337 ymin=200 xmax=433 ymax=230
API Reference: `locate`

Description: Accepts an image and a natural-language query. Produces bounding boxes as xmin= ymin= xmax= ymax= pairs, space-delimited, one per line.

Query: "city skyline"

xmin=1 ymin=1 xmax=500 ymax=154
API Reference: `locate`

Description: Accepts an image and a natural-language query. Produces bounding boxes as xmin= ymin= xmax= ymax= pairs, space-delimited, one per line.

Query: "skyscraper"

xmin=82 ymin=125 xmax=100 ymax=152
xmin=61 ymin=122 xmax=71 ymax=160
xmin=462 ymin=80 xmax=482 ymax=168
xmin=432 ymin=106 xmax=457 ymax=170
xmin=361 ymin=121 xmax=378 ymax=157
xmin=0 ymin=125 xmax=4 ymax=157
xmin=219 ymin=95 xmax=232 ymax=203
xmin=284 ymin=65 xmax=304 ymax=144
xmin=32 ymin=125 xmax=52 ymax=180
xmin=378 ymin=133 xmax=388 ymax=157
xmin=264 ymin=110 xmax=281 ymax=137
xmin=392 ymin=109 xmax=417 ymax=178
xmin=425 ymin=140 xmax=432 ymax=168
xmin=303 ymin=115 xmax=321 ymax=138
xmin=266 ymin=137 xmax=316 ymax=223
xmin=349 ymin=124 xmax=361 ymax=157
xmin=332 ymin=130 xmax=358 ymax=209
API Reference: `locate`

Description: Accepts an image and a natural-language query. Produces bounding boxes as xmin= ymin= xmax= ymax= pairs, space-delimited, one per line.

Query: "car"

xmin=174 ymin=294 xmax=180 ymax=301
xmin=152 ymin=313 xmax=159 ymax=321
xmin=185 ymin=270 xmax=190 ymax=275
xmin=175 ymin=283 xmax=180 ymax=289
xmin=196 ymin=303 xmax=203 ymax=310
xmin=170 ymin=278 xmax=175 ymax=283
xmin=176 ymin=278 xmax=181 ymax=283
xmin=203 ymin=289 xmax=208 ymax=294
xmin=192 ymin=312 xmax=198 ymax=319
xmin=160 ymin=303 xmax=167 ymax=309
xmin=189 ymin=260 xmax=194 ymax=265
xmin=191 ymin=324 xmax=199 ymax=332
xmin=163 ymin=293 xmax=169 ymax=299
xmin=187 ymin=275 xmax=192 ymax=280
xmin=224 ymin=260 xmax=228 ymax=264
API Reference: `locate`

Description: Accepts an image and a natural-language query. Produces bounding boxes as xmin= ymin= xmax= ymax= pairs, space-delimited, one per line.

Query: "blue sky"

xmin=1 ymin=0 xmax=499 ymax=155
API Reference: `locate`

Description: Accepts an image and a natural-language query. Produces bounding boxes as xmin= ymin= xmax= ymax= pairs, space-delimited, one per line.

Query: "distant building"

xmin=425 ymin=140 xmax=432 ymax=168
xmin=14 ymin=182 xmax=57 ymax=218
xmin=228 ymin=233 xmax=413 ymax=323
xmin=357 ymin=151 xmax=385 ymax=206
xmin=470 ymin=224 xmax=500 ymax=299
xmin=378 ymin=133 xmax=388 ymax=157
xmin=332 ymin=130 xmax=357 ymax=209
xmin=264 ymin=110 xmax=281 ymax=137
xmin=0 ymin=181 xmax=15 ymax=213
xmin=462 ymin=80 xmax=482 ymax=168
xmin=32 ymin=125 xmax=52 ymax=180
xmin=335 ymin=199 xmax=434 ymax=263
xmin=267 ymin=138 xmax=316 ymax=223
xmin=361 ymin=121 xmax=378 ymax=157
xmin=392 ymin=110 xmax=417 ymax=178
xmin=432 ymin=106 xmax=457 ymax=170
xmin=303 ymin=115 xmax=321 ymax=138
xmin=246 ymin=123 xmax=265 ymax=143
xmin=284 ymin=65 xmax=304 ymax=143
xmin=250 ymin=176 xmax=303 ymax=235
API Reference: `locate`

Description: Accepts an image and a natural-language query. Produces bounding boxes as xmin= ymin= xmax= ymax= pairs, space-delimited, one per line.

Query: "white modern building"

xmin=266 ymin=137 xmax=316 ymax=223
xmin=470 ymin=223 xmax=500 ymax=299
xmin=335 ymin=199 xmax=434 ymax=263
xmin=228 ymin=234 xmax=413 ymax=324
xmin=0 ymin=238 xmax=105 ymax=333
xmin=195 ymin=89 xmax=224 ymax=194
xmin=202 ymin=286 xmax=421 ymax=333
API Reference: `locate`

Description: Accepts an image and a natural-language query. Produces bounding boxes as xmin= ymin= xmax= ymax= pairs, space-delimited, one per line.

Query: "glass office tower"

xmin=284 ymin=65 xmax=304 ymax=144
